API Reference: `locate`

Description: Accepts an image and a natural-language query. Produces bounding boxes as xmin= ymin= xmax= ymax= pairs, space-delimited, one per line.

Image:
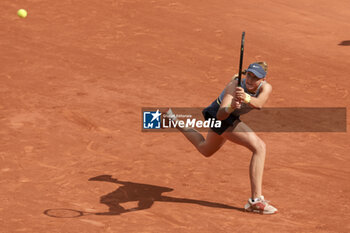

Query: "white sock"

xmin=252 ymin=196 xmax=264 ymax=202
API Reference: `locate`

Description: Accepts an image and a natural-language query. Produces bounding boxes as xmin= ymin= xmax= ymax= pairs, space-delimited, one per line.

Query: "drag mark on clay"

xmin=79 ymin=219 xmax=105 ymax=227
xmin=62 ymin=110 xmax=97 ymax=130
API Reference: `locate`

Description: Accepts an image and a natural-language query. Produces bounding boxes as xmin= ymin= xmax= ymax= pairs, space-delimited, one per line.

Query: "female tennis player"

xmin=165 ymin=62 xmax=277 ymax=214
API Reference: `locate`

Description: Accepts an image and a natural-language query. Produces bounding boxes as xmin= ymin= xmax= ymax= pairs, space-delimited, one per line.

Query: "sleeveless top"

xmin=216 ymin=78 xmax=265 ymax=117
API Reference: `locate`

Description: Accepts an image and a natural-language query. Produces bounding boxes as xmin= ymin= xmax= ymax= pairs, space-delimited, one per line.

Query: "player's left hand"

xmin=233 ymin=97 xmax=242 ymax=109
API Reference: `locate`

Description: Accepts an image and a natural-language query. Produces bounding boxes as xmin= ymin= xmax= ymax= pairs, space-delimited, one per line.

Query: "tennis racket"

xmin=237 ymin=31 xmax=245 ymax=87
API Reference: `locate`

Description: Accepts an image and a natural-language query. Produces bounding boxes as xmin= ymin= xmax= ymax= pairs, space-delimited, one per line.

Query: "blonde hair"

xmin=256 ymin=61 xmax=268 ymax=72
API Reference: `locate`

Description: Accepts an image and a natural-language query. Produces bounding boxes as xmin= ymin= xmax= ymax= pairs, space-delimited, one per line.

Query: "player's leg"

xmin=221 ymin=121 xmax=277 ymax=214
xmin=164 ymin=108 xmax=226 ymax=157
xmin=222 ymin=121 xmax=265 ymax=198
xmin=178 ymin=127 xmax=226 ymax=157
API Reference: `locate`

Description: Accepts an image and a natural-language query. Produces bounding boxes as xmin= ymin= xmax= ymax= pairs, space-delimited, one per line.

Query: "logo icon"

xmin=143 ymin=110 xmax=162 ymax=129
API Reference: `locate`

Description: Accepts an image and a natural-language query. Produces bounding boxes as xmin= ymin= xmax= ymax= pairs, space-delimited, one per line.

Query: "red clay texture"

xmin=0 ymin=0 xmax=349 ymax=232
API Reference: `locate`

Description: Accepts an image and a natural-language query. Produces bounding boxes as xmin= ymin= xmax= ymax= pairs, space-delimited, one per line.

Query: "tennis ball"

xmin=17 ymin=9 xmax=27 ymax=18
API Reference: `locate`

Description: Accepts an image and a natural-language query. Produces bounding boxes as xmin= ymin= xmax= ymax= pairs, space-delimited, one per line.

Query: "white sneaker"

xmin=244 ymin=196 xmax=278 ymax=214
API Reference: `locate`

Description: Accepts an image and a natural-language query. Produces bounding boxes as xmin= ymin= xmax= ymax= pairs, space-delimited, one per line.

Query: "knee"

xmin=200 ymin=150 xmax=215 ymax=158
xmin=259 ymin=139 xmax=266 ymax=151
xmin=250 ymin=138 xmax=266 ymax=154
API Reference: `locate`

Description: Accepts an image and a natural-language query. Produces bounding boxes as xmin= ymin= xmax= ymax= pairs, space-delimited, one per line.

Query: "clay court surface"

xmin=1 ymin=0 xmax=350 ymax=232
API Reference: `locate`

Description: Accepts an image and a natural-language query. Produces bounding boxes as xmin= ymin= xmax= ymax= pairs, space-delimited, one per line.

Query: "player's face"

xmin=246 ymin=72 xmax=264 ymax=92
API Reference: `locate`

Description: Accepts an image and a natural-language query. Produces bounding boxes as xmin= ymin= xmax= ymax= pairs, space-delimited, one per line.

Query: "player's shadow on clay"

xmin=89 ymin=175 xmax=244 ymax=215
xmin=338 ymin=40 xmax=350 ymax=46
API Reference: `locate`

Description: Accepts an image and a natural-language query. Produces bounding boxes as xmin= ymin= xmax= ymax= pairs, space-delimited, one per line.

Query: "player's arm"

xmin=236 ymin=83 xmax=272 ymax=109
xmin=216 ymin=79 xmax=240 ymax=120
